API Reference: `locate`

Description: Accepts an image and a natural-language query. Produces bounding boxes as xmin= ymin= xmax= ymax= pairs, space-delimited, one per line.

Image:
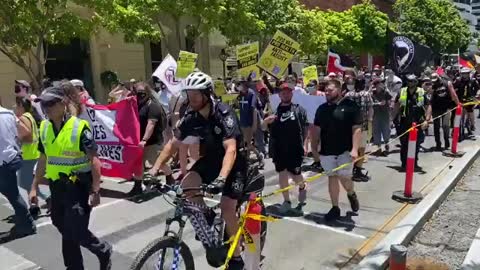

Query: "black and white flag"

xmin=387 ymin=29 xmax=433 ymax=75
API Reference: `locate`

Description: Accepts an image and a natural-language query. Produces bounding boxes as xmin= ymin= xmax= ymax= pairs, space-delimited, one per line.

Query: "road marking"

xmin=204 ymin=197 xmax=366 ymax=240
xmin=36 ymin=198 xmax=125 ymax=228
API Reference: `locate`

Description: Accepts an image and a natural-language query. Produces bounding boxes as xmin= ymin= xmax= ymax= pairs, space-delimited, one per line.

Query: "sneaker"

xmin=325 ymin=206 xmax=341 ymax=222
xmin=99 ymin=244 xmax=112 ymax=270
xmin=29 ymin=205 xmax=40 ymax=219
xmin=310 ymin=161 xmax=324 ymax=173
xmin=298 ymin=185 xmax=307 ymax=205
xmin=127 ymin=181 xmax=143 ymax=197
xmin=347 ymin=192 xmax=360 ymax=212
xmin=352 ymin=167 xmax=370 ymax=182
xmin=227 ymin=256 xmax=245 ymax=270
xmin=278 ymin=201 xmax=292 ymax=215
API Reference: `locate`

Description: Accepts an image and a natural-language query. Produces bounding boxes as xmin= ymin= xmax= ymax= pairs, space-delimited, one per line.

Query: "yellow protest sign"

xmin=214 ymin=80 xmax=227 ymax=96
xmin=177 ymin=51 xmax=198 ymax=78
xmin=236 ymin=42 xmax=260 ymax=80
xmin=302 ymin=65 xmax=318 ymax=84
xmin=257 ymin=30 xmax=300 ymax=78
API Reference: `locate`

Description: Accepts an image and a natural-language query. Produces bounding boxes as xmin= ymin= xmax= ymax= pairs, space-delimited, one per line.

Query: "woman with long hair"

xmin=15 ymin=97 xmax=50 ymax=217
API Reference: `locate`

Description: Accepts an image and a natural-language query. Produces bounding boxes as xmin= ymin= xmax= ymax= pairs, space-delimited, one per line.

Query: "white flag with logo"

xmin=152 ymin=54 xmax=184 ymax=96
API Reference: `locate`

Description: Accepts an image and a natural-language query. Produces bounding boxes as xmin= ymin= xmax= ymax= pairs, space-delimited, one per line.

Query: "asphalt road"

xmin=1 ymin=124 xmax=480 ymax=270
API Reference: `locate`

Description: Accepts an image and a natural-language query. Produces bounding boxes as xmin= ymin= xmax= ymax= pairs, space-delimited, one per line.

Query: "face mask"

xmin=347 ymin=84 xmax=355 ymax=91
xmin=237 ymin=85 xmax=245 ymax=92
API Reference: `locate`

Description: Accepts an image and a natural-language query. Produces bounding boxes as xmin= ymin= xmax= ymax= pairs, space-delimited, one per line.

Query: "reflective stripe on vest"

xmin=40 ymin=116 xmax=91 ymax=181
xmin=399 ymin=87 xmax=425 ymax=116
xmin=21 ymin=112 xmax=40 ymax=160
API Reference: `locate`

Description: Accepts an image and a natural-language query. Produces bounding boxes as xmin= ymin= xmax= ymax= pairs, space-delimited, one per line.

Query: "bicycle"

xmin=130 ymin=164 xmax=267 ymax=270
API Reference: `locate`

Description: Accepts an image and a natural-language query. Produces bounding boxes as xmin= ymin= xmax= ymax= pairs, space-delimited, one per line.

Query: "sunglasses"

xmin=14 ymin=85 xmax=22 ymax=93
xmin=40 ymin=99 xmax=61 ymax=108
xmin=136 ymin=92 xmax=147 ymax=98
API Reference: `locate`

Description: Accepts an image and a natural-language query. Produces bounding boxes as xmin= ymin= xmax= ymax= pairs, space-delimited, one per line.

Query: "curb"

xmin=460 ymin=226 xmax=480 ymax=270
xmin=353 ymin=144 xmax=480 ymax=270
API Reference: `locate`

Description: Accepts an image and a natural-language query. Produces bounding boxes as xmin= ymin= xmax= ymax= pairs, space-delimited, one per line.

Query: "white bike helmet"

xmin=184 ymin=72 xmax=213 ymax=95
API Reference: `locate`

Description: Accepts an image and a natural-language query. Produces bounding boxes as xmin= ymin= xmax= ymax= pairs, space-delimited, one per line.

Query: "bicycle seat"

xmin=243 ymin=164 xmax=265 ymax=195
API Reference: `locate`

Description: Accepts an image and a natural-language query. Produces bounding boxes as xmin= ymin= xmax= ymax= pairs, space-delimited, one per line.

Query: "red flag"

xmin=327 ymin=50 xmax=355 ymax=74
xmin=459 ymin=57 xmax=474 ymax=69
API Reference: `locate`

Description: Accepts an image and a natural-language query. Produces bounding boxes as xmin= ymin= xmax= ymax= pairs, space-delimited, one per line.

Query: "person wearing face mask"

xmin=393 ymin=74 xmax=432 ymax=171
xmin=453 ymin=67 xmax=479 ymax=134
xmin=237 ymin=76 xmax=264 ymax=166
xmin=371 ymin=78 xmax=392 ymax=156
xmin=343 ymin=69 xmax=373 ymax=182
xmin=128 ymin=82 xmax=169 ymax=196
xmin=430 ymin=73 xmax=460 ymax=151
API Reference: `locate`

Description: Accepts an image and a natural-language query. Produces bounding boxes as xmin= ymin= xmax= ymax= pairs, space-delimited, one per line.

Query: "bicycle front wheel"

xmin=130 ymin=236 xmax=195 ymax=270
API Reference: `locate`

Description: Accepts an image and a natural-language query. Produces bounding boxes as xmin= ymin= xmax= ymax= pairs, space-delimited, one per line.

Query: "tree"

xmin=0 ymin=0 xmax=98 ymax=91
xmin=393 ymin=0 xmax=472 ymax=53
xmin=96 ymin=0 xmax=229 ymax=55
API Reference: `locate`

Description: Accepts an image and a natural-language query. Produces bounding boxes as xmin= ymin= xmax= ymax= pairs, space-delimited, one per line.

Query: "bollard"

xmin=243 ymin=193 xmax=262 ymax=270
xmin=392 ymin=123 xmax=423 ymax=203
xmin=389 ymin=244 xmax=407 ymax=270
xmin=443 ymin=105 xmax=465 ymax=157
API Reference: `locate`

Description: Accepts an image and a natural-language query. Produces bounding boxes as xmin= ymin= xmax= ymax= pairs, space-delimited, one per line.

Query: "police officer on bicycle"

xmin=29 ymin=87 xmax=112 ymax=270
xmin=149 ymin=71 xmax=248 ymax=270
xmin=453 ymin=67 xmax=479 ymax=134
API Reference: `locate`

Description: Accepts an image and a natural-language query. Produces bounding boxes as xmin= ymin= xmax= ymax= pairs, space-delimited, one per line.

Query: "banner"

xmin=302 ymin=66 xmax=318 ymax=84
xmin=80 ymin=98 xmax=143 ymax=179
xmin=152 ymin=54 xmax=183 ymax=96
xmin=257 ymin=30 xmax=300 ymax=78
xmin=387 ymin=29 xmax=432 ymax=74
xmin=177 ymin=51 xmax=198 ymax=78
xmin=236 ymin=42 xmax=260 ymax=80
xmin=269 ymin=92 xmax=326 ymax=124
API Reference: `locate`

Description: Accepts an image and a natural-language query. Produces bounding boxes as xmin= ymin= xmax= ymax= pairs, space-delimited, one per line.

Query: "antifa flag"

xmin=387 ymin=29 xmax=433 ymax=75
xmin=327 ymin=50 xmax=356 ymax=74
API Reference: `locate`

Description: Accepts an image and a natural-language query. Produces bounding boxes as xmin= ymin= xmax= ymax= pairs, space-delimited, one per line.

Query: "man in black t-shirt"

xmin=129 ymin=82 xmax=168 ymax=196
xmin=311 ymin=79 xmax=361 ymax=222
xmin=263 ymin=83 xmax=308 ymax=215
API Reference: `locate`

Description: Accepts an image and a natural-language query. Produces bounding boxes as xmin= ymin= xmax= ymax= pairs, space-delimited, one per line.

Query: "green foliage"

xmin=0 ymin=0 xmax=99 ymax=90
xmin=394 ymin=0 xmax=472 ymax=53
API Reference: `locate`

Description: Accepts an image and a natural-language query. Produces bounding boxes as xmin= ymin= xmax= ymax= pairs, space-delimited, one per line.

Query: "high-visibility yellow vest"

xmin=399 ymin=87 xmax=425 ymax=116
xmin=21 ymin=112 xmax=40 ymax=160
xmin=39 ymin=116 xmax=91 ymax=181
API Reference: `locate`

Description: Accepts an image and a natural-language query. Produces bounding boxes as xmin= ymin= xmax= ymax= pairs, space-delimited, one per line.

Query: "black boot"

xmin=352 ymin=166 xmax=370 ymax=182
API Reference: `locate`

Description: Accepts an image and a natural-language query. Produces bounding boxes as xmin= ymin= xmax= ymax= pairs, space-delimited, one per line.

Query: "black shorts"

xmin=273 ymin=155 xmax=303 ymax=175
xmin=189 ymin=155 xmax=248 ymax=200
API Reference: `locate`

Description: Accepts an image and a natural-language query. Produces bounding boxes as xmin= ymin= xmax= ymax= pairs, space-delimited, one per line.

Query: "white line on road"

xmin=204 ymin=197 xmax=366 ymax=240
xmin=36 ymin=198 xmax=125 ymax=228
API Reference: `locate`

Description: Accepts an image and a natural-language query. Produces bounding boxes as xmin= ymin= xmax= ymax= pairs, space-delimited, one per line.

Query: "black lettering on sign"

xmin=93 ymin=124 xmax=107 ymax=140
xmin=86 ymin=108 xmax=96 ymax=122
xmin=97 ymin=145 xmax=124 ymax=163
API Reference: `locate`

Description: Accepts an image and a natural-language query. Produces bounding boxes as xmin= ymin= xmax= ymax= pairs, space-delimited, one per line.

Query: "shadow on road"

xmin=304 ymin=212 xmax=357 ymax=232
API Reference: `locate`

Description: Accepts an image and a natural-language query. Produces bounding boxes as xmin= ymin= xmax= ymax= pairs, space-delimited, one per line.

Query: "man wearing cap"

xmin=29 ymin=87 xmax=112 ymax=269
xmin=453 ymin=67 xmax=479 ymax=135
xmin=430 ymin=73 xmax=460 ymax=151
xmin=15 ymin=80 xmax=45 ymax=120
xmin=393 ymin=74 xmax=432 ymax=170
xmin=70 ymin=79 xmax=95 ymax=105
xmin=263 ymin=82 xmax=308 ymax=214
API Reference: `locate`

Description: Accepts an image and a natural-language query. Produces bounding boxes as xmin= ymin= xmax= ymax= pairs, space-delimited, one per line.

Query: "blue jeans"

xmin=18 ymin=159 xmax=50 ymax=202
xmin=0 ymin=156 xmax=34 ymax=229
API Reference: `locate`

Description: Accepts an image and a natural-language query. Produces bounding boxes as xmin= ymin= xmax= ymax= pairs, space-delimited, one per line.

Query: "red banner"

xmin=80 ymin=97 xmax=143 ymax=179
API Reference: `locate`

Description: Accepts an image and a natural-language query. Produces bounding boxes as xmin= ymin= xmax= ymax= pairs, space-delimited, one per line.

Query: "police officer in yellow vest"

xmin=29 ymin=87 xmax=112 ymax=270
xmin=394 ymin=74 xmax=432 ymax=170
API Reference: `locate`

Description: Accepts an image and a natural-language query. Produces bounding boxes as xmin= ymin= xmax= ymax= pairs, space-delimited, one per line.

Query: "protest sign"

xmin=152 ymin=54 xmax=183 ymax=96
xmin=214 ymin=80 xmax=227 ymax=96
xmin=302 ymin=66 xmax=318 ymax=85
xmin=176 ymin=51 xmax=198 ymax=78
xmin=236 ymin=42 xmax=260 ymax=80
xmin=269 ymin=92 xmax=326 ymax=124
xmin=257 ymin=30 xmax=300 ymax=78
xmin=80 ymin=97 xmax=143 ymax=179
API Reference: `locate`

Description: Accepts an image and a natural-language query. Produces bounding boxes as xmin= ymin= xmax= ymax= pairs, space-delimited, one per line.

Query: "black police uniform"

xmin=175 ymin=101 xmax=247 ymax=199
xmin=38 ymin=115 xmax=111 ymax=270
xmin=454 ymin=77 xmax=479 ymax=112
xmin=431 ymin=79 xmax=453 ymax=149
xmin=396 ymin=89 xmax=429 ymax=168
